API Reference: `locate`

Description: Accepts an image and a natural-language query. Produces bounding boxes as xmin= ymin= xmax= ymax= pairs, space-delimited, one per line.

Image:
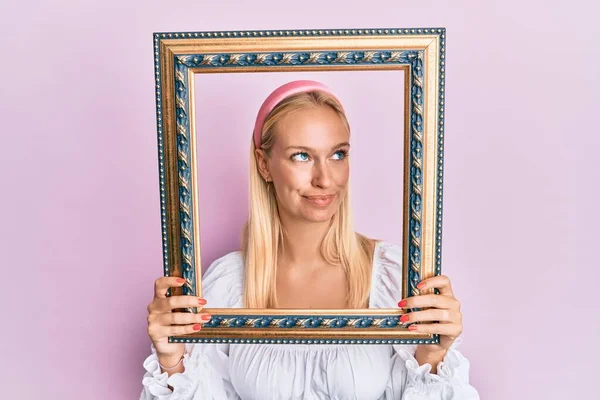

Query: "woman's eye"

xmin=332 ymin=150 xmax=347 ymax=160
xmin=291 ymin=152 xmax=310 ymax=162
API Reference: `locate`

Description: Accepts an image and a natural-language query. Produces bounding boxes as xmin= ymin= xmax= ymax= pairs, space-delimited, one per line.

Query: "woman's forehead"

xmin=275 ymin=107 xmax=349 ymax=148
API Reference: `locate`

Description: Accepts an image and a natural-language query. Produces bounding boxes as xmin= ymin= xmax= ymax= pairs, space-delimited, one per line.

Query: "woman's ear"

xmin=254 ymin=149 xmax=271 ymax=181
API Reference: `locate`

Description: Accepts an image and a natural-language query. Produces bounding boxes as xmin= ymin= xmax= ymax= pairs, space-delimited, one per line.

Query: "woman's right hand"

xmin=146 ymin=277 xmax=212 ymax=357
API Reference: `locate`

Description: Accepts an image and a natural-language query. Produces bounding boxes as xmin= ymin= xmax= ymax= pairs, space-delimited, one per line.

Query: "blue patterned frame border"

xmin=153 ymin=28 xmax=446 ymax=344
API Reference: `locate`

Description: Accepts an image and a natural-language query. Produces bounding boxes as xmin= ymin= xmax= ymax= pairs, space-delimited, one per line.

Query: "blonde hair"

xmin=241 ymin=90 xmax=374 ymax=309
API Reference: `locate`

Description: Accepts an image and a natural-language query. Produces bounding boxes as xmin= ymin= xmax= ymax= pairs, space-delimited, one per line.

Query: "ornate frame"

xmin=153 ymin=27 xmax=446 ymax=345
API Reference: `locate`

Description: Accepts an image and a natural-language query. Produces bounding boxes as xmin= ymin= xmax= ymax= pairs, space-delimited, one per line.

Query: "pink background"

xmin=1 ymin=1 xmax=598 ymax=399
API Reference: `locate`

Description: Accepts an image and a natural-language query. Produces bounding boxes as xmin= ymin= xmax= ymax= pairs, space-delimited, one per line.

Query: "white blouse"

xmin=140 ymin=241 xmax=480 ymax=399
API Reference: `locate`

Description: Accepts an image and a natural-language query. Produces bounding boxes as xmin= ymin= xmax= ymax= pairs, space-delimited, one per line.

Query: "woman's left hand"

xmin=398 ymin=275 xmax=462 ymax=371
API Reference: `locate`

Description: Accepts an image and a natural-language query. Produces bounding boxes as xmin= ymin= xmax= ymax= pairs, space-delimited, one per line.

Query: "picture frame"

xmin=153 ymin=27 xmax=446 ymax=345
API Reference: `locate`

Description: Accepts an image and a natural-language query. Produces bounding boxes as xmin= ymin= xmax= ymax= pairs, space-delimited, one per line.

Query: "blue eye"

xmin=332 ymin=150 xmax=348 ymax=160
xmin=291 ymin=152 xmax=310 ymax=162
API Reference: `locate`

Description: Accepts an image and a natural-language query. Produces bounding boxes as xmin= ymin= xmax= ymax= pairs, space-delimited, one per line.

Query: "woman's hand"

xmin=146 ymin=277 xmax=212 ymax=358
xmin=398 ymin=275 xmax=462 ymax=372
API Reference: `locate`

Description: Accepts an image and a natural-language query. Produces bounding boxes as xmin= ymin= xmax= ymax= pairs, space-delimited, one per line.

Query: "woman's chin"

xmin=300 ymin=208 xmax=337 ymax=223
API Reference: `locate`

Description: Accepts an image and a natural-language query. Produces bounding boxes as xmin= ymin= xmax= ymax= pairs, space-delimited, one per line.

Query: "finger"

xmin=157 ymin=312 xmax=212 ymax=326
xmin=154 ymin=277 xmax=187 ymax=299
xmin=408 ymin=322 xmax=462 ymax=336
xmin=167 ymin=323 xmax=206 ymax=336
xmin=417 ymin=275 xmax=454 ymax=296
xmin=149 ymin=322 xmax=206 ymax=341
xmin=400 ymin=309 xmax=461 ymax=325
xmin=153 ymin=296 xmax=207 ymax=313
xmin=398 ymin=294 xmax=459 ymax=310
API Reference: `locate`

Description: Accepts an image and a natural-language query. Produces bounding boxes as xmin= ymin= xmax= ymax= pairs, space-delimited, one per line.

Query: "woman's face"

xmin=257 ymin=105 xmax=350 ymax=223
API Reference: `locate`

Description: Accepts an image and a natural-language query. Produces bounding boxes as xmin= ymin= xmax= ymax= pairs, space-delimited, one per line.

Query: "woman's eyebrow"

xmin=285 ymin=142 xmax=350 ymax=152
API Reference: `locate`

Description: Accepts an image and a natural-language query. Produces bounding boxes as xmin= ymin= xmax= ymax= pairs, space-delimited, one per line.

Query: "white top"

xmin=140 ymin=241 xmax=480 ymax=399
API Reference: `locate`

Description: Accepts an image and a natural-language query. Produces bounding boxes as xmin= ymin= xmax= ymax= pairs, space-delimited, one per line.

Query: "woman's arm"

xmin=158 ymin=349 xmax=185 ymax=377
xmin=398 ymin=275 xmax=464 ymax=374
xmin=141 ymin=251 xmax=245 ymax=399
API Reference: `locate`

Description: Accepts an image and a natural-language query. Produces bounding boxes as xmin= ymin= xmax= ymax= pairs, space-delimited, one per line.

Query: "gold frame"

xmin=153 ymin=28 xmax=446 ymax=345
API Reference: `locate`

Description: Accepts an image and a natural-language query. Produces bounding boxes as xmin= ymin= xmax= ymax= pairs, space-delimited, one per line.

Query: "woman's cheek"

xmin=276 ymin=168 xmax=307 ymax=191
xmin=334 ymin=165 xmax=350 ymax=187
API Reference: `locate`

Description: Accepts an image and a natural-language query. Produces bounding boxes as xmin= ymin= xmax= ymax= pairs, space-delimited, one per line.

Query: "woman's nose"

xmin=311 ymin=161 xmax=332 ymax=188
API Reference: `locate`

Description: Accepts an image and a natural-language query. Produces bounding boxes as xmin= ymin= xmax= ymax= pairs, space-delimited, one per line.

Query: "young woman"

xmin=141 ymin=80 xmax=479 ymax=399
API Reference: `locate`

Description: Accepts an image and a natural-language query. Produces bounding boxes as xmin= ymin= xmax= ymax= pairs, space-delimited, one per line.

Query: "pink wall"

xmin=1 ymin=1 xmax=598 ymax=399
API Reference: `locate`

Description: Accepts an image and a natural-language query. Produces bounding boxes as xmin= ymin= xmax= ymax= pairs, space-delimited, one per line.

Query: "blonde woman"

xmin=141 ymin=80 xmax=479 ymax=399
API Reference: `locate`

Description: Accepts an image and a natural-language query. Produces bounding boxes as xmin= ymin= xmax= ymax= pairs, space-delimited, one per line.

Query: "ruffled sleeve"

xmin=139 ymin=251 xmax=245 ymax=400
xmin=371 ymin=241 xmax=480 ymax=399
xmin=369 ymin=240 xmax=404 ymax=309
xmin=385 ymin=337 xmax=480 ymax=399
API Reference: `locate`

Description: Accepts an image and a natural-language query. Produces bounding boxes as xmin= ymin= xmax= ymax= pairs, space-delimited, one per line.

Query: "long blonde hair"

xmin=241 ymin=90 xmax=374 ymax=309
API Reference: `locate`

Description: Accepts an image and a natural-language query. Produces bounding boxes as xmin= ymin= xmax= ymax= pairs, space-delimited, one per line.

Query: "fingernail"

xmin=417 ymin=281 xmax=426 ymax=289
xmin=176 ymin=278 xmax=185 ymax=283
xmin=201 ymin=314 xmax=211 ymax=321
xmin=408 ymin=325 xmax=419 ymax=331
xmin=398 ymin=300 xmax=407 ymax=307
xmin=193 ymin=324 xmax=201 ymax=330
xmin=198 ymin=298 xmax=207 ymax=305
xmin=400 ymin=314 xmax=410 ymax=323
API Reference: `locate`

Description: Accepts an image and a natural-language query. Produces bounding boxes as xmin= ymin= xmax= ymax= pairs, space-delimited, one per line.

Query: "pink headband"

xmin=252 ymin=80 xmax=343 ymax=148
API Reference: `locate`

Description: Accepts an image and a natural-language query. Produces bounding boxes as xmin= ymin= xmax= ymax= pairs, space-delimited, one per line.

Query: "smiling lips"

xmin=302 ymin=194 xmax=336 ymax=207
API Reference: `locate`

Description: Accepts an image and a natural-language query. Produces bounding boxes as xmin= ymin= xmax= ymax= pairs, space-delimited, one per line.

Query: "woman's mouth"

xmin=302 ymin=194 xmax=336 ymax=208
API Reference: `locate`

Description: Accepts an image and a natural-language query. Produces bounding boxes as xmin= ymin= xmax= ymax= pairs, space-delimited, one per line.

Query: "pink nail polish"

xmin=176 ymin=278 xmax=185 ymax=283
xmin=417 ymin=281 xmax=425 ymax=289
xmin=193 ymin=324 xmax=201 ymax=330
xmin=201 ymin=314 xmax=211 ymax=321
xmin=408 ymin=325 xmax=419 ymax=331
xmin=398 ymin=300 xmax=407 ymax=307
xmin=400 ymin=314 xmax=410 ymax=323
xmin=198 ymin=298 xmax=207 ymax=305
